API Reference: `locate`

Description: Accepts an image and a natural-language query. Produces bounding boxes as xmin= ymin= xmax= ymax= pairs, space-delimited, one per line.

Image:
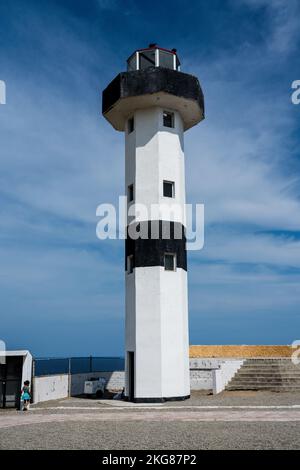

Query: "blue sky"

xmin=0 ymin=0 xmax=300 ymax=356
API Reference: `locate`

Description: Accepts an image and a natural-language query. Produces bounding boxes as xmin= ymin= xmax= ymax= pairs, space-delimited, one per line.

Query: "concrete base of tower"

xmin=124 ymin=395 xmax=190 ymax=404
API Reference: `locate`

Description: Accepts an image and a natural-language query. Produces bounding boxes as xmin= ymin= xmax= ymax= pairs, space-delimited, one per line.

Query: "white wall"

xmin=33 ymin=359 xmax=244 ymax=403
xmin=213 ymin=359 xmax=244 ymax=394
xmin=71 ymin=371 xmax=124 ymax=396
xmin=72 ymin=360 xmax=242 ymax=395
xmin=33 ymin=375 xmax=69 ymax=403
xmin=125 ymin=107 xmax=185 ymax=225
xmin=34 ymin=371 xmax=125 ymax=403
xmin=190 ymin=369 xmax=212 ymax=390
xmin=128 ymin=266 xmax=189 ymax=399
xmin=160 ymin=268 xmax=190 ymax=398
xmin=125 ymin=107 xmax=189 ymax=400
xmin=189 ymin=358 xmax=245 ymax=393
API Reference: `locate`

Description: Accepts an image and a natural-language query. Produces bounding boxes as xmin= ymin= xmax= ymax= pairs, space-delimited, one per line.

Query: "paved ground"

xmin=1 ymin=391 xmax=300 ymax=450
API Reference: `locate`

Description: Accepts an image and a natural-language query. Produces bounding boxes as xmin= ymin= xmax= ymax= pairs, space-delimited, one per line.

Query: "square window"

xmin=128 ymin=117 xmax=134 ymax=134
xmin=163 ymin=180 xmax=175 ymax=198
xmin=127 ymin=255 xmax=134 ymax=274
xmin=164 ymin=253 xmax=176 ymax=271
xmin=159 ymin=50 xmax=174 ymax=70
xmin=163 ymin=111 xmax=174 ymax=128
xmin=139 ymin=50 xmax=156 ymax=70
xmin=128 ymin=184 xmax=134 ymax=202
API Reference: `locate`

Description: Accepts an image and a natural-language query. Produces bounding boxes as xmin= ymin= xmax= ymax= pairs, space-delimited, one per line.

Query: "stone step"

xmin=235 ymin=376 xmax=300 ymax=381
xmin=242 ymin=362 xmax=297 ymax=366
xmin=233 ymin=378 xmax=300 ymax=382
xmin=244 ymin=356 xmax=291 ymax=364
xmin=231 ymin=374 xmax=300 ymax=379
xmin=234 ymin=370 xmax=300 ymax=378
xmin=237 ymin=371 xmax=299 ymax=376
xmin=226 ymin=358 xmax=300 ymax=391
xmin=245 ymin=358 xmax=293 ymax=361
xmin=226 ymin=382 xmax=300 ymax=390
xmin=230 ymin=378 xmax=300 ymax=387
xmin=242 ymin=367 xmax=297 ymax=370
xmin=238 ymin=366 xmax=300 ymax=370
xmin=229 ymin=379 xmax=300 ymax=385
xmin=226 ymin=384 xmax=300 ymax=393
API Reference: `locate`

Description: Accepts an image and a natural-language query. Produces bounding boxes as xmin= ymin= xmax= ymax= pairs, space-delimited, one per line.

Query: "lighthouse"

xmin=102 ymin=45 xmax=204 ymax=402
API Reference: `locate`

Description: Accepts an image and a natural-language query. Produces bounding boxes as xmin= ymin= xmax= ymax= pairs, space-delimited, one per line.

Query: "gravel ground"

xmin=1 ymin=391 xmax=300 ymax=450
xmin=0 ymin=421 xmax=299 ymax=450
xmin=167 ymin=390 xmax=300 ymax=406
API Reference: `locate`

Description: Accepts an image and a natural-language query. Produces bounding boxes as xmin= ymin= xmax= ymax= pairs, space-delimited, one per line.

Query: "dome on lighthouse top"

xmin=127 ymin=44 xmax=181 ymax=72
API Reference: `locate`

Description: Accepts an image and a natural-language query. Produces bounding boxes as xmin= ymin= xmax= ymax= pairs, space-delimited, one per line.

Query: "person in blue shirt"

xmin=21 ymin=380 xmax=31 ymax=411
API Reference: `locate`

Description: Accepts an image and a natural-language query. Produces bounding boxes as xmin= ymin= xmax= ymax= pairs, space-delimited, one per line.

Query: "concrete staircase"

xmin=226 ymin=359 xmax=300 ymax=392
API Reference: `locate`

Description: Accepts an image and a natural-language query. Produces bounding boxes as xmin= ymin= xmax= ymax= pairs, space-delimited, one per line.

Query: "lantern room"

xmin=127 ymin=44 xmax=180 ymax=72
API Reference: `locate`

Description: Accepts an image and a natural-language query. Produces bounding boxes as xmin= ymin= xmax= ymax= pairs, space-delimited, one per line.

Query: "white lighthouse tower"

xmin=102 ymin=45 xmax=204 ymax=402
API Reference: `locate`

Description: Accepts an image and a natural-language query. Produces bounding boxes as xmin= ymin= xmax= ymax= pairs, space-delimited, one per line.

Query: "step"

xmin=237 ymin=372 xmax=300 ymax=380
xmin=237 ymin=368 xmax=300 ymax=373
xmin=243 ymin=360 xmax=296 ymax=363
xmin=244 ymin=359 xmax=293 ymax=362
xmin=226 ymin=358 xmax=300 ymax=393
xmin=242 ymin=367 xmax=297 ymax=370
xmin=226 ymin=385 xmax=300 ymax=391
xmin=230 ymin=379 xmax=300 ymax=387
xmin=237 ymin=370 xmax=300 ymax=374
xmin=237 ymin=374 xmax=300 ymax=378
xmin=227 ymin=380 xmax=300 ymax=386
xmin=238 ymin=366 xmax=300 ymax=373
xmin=236 ymin=371 xmax=300 ymax=376
xmin=241 ymin=363 xmax=300 ymax=370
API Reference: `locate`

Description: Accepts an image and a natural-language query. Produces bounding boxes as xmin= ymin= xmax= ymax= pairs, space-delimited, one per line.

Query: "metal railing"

xmin=34 ymin=356 xmax=125 ymax=377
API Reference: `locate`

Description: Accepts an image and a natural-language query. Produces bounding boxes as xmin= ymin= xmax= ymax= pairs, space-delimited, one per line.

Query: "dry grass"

xmin=189 ymin=345 xmax=293 ymax=358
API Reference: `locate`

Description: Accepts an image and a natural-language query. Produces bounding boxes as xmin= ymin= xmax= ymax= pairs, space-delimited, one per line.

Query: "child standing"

xmin=21 ymin=380 xmax=31 ymax=411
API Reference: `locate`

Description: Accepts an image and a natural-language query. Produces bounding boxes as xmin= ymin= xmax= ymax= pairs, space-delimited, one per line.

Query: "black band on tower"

xmin=125 ymin=220 xmax=187 ymax=271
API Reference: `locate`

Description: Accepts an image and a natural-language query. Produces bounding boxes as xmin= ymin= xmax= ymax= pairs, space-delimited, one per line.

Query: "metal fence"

xmin=34 ymin=357 xmax=125 ymax=377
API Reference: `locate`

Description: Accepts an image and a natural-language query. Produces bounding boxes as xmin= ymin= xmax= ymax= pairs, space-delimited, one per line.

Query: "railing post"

xmin=68 ymin=357 xmax=71 ymax=397
xmin=31 ymin=359 xmax=36 ymax=405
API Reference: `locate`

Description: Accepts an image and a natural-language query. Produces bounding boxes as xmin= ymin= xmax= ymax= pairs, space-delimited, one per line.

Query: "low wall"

xmin=33 ymin=374 xmax=69 ymax=403
xmin=190 ymin=369 xmax=212 ymax=390
xmin=71 ymin=371 xmax=124 ymax=396
xmin=33 ymin=359 xmax=244 ymax=403
xmin=212 ymin=360 xmax=244 ymax=394
xmin=189 ymin=358 xmax=244 ymax=392
xmin=69 ymin=360 xmax=243 ymax=395
xmin=34 ymin=371 xmax=125 ymax=403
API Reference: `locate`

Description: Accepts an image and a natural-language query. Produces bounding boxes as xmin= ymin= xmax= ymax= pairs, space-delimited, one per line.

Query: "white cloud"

xmin=184 ymin=8 xmax=300 ymax=277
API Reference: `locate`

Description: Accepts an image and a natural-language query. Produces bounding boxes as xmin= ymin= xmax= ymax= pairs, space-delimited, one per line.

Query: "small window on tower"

xmin=128 ymin=184 xmax=134 ymax=202
xmin=164 ymin=253 xmax=176 ymax=271
xmin=139 ymin=49 xmax=156 ymax=70
xmin=159 ymin=50 xmax=174 ymax=70
xmin=127 ymin=255 xmax=134 ymax=274
xmin=163 ymin=180 xmax=175 ymax=198
xmin=128 ymin=117 xmax=134 ymax=134
xmin=163 ymin=111 xmax=174 ymax=128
